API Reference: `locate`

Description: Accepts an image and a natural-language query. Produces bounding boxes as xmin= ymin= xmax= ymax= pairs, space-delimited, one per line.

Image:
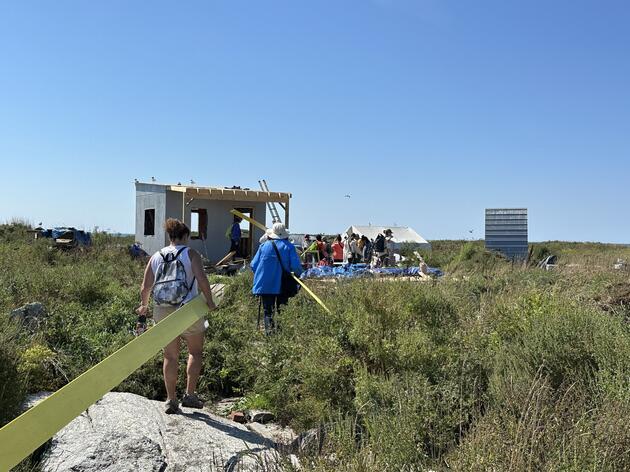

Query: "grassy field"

xmin=1 ymin=223 xmax=629 ymax=471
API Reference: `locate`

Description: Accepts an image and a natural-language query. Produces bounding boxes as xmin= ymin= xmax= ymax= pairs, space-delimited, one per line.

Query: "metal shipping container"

xmin=485 ymin=208 xmax=528 ymax=260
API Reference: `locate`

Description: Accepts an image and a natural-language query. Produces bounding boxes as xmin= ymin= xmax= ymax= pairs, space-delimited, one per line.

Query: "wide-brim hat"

xmin=268 ymin=222 xmax=289 ymax=240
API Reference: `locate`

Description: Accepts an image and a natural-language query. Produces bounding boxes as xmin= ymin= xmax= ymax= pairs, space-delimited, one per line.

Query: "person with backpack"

xmin=251 ymin=223 xmax=303 ymax=335
xmin=136 ymin=218 xmax=217 ymax=414
xmin=373 ymin=231 xmax=387 ymax=267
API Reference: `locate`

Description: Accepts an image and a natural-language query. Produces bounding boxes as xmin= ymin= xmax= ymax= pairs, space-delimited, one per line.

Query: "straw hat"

xmin=267 ymin=222 xmax=289 ymax=240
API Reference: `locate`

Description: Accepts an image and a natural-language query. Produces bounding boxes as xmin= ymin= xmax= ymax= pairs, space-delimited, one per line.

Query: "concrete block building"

xmin=135 ymin=182 xmax=291 ymax=262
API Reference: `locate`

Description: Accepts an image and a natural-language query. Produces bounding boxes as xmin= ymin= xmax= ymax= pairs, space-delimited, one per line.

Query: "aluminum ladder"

xmin=258 ymin=179 xmax=282 ymax=224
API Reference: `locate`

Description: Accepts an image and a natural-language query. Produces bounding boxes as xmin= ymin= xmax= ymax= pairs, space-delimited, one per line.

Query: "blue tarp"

xmin=301 ymin=263 xmax=443 ymax=279
xmin=129 ymin=243 xmax=149 ymax=258
xmin=39 ymin=227 xmax=92 ymax=246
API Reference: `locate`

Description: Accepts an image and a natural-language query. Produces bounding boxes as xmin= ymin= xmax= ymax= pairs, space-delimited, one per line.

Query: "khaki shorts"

xmin=153 ymin=305 xmax=206 ymax=338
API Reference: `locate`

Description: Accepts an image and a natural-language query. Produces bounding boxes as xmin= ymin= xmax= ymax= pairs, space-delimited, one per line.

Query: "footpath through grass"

xmin=1 ymin=224 xmax=629 ymax=471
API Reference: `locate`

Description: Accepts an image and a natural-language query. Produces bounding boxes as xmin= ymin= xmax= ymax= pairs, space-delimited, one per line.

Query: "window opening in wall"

xmin=191 ymin=208 xmax=207 ymax=240
xmin=144 ymin=209 xmax=155 ymax=236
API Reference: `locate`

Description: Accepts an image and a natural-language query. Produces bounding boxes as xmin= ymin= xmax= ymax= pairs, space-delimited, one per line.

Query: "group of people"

xmin=136 ymin=218 xmax=300 ymax=414
xmin=301 ymin=228 xmax=397 ymax=267
xmin=136 ymin=216 xmax=405 ymax=414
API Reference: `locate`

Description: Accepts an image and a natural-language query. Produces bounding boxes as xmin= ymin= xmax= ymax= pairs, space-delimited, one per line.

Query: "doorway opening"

xmin=235 ymin=207 xmax=254 ymax=258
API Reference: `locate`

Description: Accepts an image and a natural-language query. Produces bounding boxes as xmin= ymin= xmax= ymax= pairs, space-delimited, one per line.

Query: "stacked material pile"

xmin=300 ymin=263 xmax=443 ymax=279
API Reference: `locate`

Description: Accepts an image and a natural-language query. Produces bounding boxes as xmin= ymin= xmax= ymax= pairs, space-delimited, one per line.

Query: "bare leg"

xmin=163 ymin=337 xmax=180 ymax=401
xmin=184 ymin=333 xmax=204 ymax=394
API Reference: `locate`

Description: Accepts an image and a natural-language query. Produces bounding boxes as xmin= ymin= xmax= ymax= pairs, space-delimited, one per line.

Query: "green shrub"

xmin=447 ymin=241 xmax=510 ymax=274
xmin=0 ymin=316 xmax=26 ymax=427
xmin=2 ymin=223 xmax=629 ymax=471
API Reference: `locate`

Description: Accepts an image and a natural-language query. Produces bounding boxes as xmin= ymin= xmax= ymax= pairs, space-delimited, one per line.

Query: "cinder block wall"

xmin=135 ymin=183 xmax=168 ymax=255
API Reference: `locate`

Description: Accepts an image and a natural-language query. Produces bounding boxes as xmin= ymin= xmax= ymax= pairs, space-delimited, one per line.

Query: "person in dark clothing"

xmin=361 ymin=235 xmax=373 ymax=263
xmin=229 ymin=216 xmax=242 ymax=257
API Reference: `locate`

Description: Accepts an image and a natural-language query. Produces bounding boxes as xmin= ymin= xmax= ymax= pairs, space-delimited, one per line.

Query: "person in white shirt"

xmin=137 ymin=218 xmax=217 ymax=414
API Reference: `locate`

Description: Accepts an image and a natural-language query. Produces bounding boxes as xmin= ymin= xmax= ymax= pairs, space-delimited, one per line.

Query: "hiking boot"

xmin=164 ymin=399 xmax=179 ymax=414
xmin=181 ymin=392 xmax=204 ymax=409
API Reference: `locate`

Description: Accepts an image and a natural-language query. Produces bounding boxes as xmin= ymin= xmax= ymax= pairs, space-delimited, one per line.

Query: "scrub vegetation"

xmin=2 ymin=223 xmax=629 ymax=471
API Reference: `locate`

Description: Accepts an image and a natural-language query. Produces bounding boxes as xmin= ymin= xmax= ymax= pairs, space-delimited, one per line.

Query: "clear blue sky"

xmin=1 ymin=1 xmax=628 ymax=242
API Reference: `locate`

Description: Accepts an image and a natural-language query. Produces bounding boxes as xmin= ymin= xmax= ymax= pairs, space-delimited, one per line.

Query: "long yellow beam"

xmin=0 ymin=286 xmax=223 ymax=471
xmin=231 ymin=208 xmax=268 ymax=232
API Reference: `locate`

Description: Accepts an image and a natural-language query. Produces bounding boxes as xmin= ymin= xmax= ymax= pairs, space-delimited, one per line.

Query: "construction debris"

xmin=245 ymin=409 xmax=275 ymax=424
xmin=35 ymin=227 xmax=92 ymax=249
xmin=300 ymin=263 xmax=443 ymax=280
xmin=538 ymin=255 xmax=558 ymax=271
xmin=228 ymin=411 xmax=247 ymax=424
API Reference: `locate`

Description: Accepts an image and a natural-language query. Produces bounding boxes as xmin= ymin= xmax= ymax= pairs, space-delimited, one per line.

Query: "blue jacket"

xmin=231 ymin=223 xmax=242 ymax=242
xmin=251 ymin=239 xmax=303 ymax=295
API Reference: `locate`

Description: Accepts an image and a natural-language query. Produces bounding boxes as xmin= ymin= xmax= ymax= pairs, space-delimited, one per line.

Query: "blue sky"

xmin=1 ymin=0 xmax=628 ymax=242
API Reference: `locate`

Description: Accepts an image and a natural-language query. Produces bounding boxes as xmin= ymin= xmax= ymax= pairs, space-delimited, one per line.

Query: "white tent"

xmin=344 ymin=225 xmax=431 ymax=251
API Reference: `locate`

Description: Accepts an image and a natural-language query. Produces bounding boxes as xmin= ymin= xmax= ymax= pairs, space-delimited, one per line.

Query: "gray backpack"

xmin=152 ymin=247 xmax=195 ymax=306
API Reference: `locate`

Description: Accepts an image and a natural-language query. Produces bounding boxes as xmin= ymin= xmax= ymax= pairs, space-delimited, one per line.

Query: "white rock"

xmin=41 ymin=392 xmax=280 ymax=472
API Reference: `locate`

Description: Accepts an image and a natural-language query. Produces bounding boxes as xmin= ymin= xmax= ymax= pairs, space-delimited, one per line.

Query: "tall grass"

xmin=1 ymin=224 xmax=629 ymax=470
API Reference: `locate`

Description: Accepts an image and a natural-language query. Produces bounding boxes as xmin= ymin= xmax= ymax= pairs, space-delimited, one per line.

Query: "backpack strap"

xmin=176 ymin=247 xmax=197 ymax=292
xmin=174 ymin=246 xmax=188 ymax=259
xmin=271 ymin=241 xmax=289 ymax=274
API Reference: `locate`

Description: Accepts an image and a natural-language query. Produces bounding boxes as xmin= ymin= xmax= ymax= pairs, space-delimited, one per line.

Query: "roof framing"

xmin=169 ymin=184 xmax=291 ymax=203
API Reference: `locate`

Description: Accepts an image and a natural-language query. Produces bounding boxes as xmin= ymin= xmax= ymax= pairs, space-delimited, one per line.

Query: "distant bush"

xmin=400 ymin=240 xmax=466 ymax=268
xmin=446 ymin=241 xmax=509 ymax=273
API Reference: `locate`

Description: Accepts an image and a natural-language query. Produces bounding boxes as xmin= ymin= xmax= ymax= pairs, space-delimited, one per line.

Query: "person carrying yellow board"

xmin=250 ymin=223 xmax=303 ymax=334
xmin=137 ymin=218 xmax=217 ymax=413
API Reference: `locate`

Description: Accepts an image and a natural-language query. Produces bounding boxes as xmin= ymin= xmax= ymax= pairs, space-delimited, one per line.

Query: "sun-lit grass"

xmin=1 ymin=223 xmax=629 ymax=471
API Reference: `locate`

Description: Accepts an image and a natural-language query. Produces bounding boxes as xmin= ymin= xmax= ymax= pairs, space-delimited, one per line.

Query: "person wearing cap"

xmin=251 ymin=223 xmax=303 ymax=334
xmin=302 ymin=234 xmax=312 ymax=252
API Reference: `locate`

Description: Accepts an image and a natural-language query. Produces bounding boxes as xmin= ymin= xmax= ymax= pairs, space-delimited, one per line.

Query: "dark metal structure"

xmin=485 ymin=208 xmax=528 ymax=260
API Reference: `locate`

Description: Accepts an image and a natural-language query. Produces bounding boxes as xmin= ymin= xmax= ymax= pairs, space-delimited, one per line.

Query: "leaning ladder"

xmin=259 ymin=179 xmax=282 ymax=224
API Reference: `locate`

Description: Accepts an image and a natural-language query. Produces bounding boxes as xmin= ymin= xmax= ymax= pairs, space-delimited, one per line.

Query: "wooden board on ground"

xmin=215 ymin=251 xmax=237 ymax=267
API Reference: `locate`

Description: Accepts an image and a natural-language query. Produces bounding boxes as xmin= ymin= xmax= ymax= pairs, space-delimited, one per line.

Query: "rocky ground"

xmin=39 ymin=392 xmax=300 ymax=472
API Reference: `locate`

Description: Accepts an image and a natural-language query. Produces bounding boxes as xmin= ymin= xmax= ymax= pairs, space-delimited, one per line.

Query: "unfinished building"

xmin=135 ymin=182 xmax=291 ymax=262
xmin=485 ymin=208 xmax=528 ymax=260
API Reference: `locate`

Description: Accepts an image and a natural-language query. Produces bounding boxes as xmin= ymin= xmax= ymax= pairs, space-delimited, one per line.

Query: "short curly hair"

xmin=164 ymin=218 xmax=190 ymax=241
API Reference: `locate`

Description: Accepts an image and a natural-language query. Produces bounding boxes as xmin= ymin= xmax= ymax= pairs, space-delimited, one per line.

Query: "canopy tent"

xmin=344 ymin=225 xmax=431 ymax=251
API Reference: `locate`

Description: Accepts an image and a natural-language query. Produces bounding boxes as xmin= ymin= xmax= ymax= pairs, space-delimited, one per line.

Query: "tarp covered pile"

xmin=39 ymin=227 xmax=92 ymax=247
xmin=300 ymin=263 xmax=443 ymax=279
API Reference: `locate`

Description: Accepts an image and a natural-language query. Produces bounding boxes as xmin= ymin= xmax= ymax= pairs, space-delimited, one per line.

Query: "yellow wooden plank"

xmin=0 ymin=285 xmax=223 ymax=471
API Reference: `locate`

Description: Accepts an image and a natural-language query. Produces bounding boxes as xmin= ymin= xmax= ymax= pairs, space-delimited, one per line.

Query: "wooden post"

xmin=284 ymin=198 xmax=290 ymax=230
xmin=181 ymin=193 xmax=186 ymax=222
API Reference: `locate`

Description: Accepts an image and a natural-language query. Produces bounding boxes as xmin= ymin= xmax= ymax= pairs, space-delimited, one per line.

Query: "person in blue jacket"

xmin=251 ymin=222 xmax=303 ymax=334
xmin=229 ymin=216 xmax=242 ymax=257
